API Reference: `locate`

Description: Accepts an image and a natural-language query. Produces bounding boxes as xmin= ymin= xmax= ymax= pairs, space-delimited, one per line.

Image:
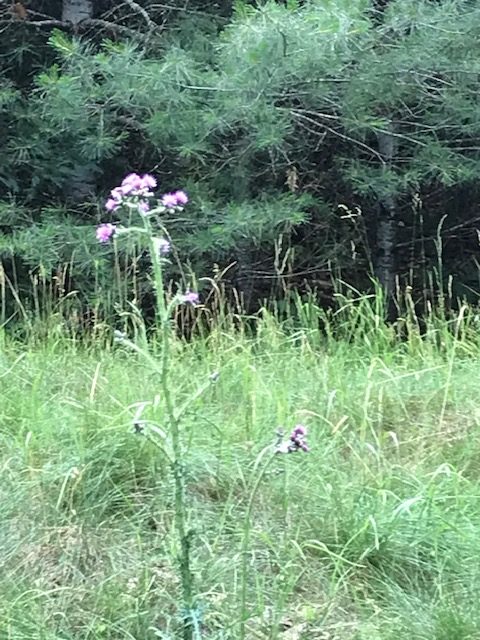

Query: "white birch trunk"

xmin=62 ymin=0 xmax=93 ymax=25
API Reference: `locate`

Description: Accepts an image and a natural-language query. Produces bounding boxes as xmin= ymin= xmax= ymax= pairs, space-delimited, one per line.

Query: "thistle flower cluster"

xmin=180 ymin=290 xmax=200 ymax=305
xmin=275 ymin=424 xmax=310 ymax=454
xmin=152 ymin=237 xmax=171 ymax=256
xmin=96 ymin=222 xmax=116 ymax=243
xmin=101 ymin=173 xmax=188 ymax=223
xmin=162 ymin=190 xmax=189 ymax=209
xmin=96 ymin=172 xmax=197 ymax=305
xmin=105 ymin=172 xmax=158 ymax=212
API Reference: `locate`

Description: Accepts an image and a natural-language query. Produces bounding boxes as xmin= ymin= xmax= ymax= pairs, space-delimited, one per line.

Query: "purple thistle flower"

xmin=173 ymin=190 xmax=188 ymax=206
xmin=105 ymin=198 xmax=119 ymax=212
xmin=122 ymin=173 xmax=143 ymax=189
xmin=180 ymin=290 xmax=199 ymax=305
xmin=110 ymin=185 xmax=125 ymax=197
xmin=275 ymin=424 xmax=310 ymax=454
xmin=153 ymin=237 xmax=171 ymax=256
xmin=161 ymin=193 xmax=178 ymax=208
xmin=140 ymin=174 xmax=157 ymax=189
xmin=291 ymin=424 xmax=307 ymax=438
xmin=96 ymin=223 xmax=116 ymax=243
xmin=120 ymin=183 xmax=138 ymax=196
xmin=110 ymin=186 xmax=127 ymax=200
xmin=289 ymin=424 xmax=309 ymax=453
xmin=138 ymin=200 xmax=150 ymax=215
xmin=119 ymin=173 xmax=157 ymax=196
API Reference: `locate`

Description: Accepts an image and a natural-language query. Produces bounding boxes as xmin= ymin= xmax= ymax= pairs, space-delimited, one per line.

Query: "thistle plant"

xmin=96 ymin=173 xmax=207 ymax=640
xmin=275 ymin=424 xmax=310 ymax=454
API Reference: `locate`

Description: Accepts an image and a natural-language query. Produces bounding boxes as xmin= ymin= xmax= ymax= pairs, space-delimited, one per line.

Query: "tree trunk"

xmin=62 ymin=0 xmax=93 ymax=25
xmin=64 ymin=162 xmax=98 ymax=204
xmin=375 ymin=126 xmax=399 ymax=300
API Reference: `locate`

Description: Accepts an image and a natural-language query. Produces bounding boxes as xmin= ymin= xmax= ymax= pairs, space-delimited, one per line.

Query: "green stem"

xmin=144 ymin=217 xmax=167 ymax=328
xmin=144 ymin=216 xmax=194 ymax=640
xmin=163 ymin=316 xmax=195 ymax=640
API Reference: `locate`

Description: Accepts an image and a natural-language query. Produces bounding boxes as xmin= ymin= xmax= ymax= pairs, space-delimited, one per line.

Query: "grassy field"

xmin=2 ymin=298 xmax=480 ymax=639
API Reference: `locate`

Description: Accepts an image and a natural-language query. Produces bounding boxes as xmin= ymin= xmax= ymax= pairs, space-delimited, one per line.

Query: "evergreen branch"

xmin=290 ymin=109 xmax=385 ymax=163
xmin=7 ymin=13 xmax=141 ymax=37
xmin=371 ymin=127 xmax=428 ymax=148
xmin=20 ymin=10 xmax=58 ymax=20
xmin=149 ymin=3 xmax=228 ymax=18
xmin=22 ymin=18 xmax=67 ymax=28
xmin=116 ymin=115 xmax=145 ymax=131
xmin=80 ymin=19 xmax=140 ymax=38
xmin=8 ymin=17 xmax=130 ymax=36
xmin=292 ymin=109 xmax=427 ymax=148
xmin=122 ymin=0 xmax=157 ymax=33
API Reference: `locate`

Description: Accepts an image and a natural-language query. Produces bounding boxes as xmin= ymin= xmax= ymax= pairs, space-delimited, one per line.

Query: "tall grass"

xmin=2 ymin=292 xmax=480 ymax=638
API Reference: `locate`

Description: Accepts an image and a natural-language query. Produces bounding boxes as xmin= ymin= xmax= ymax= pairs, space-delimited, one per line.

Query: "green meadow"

xmin=2 ymin=298 xmax=480 ymax=639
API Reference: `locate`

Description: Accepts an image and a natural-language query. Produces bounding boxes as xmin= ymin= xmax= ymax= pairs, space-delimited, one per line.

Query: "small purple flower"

xmin=275 ymin=424 xmax=309 ymax=454
xmin=153 ymin=237 xmax=171 ymax=256
xmin=140 ymin=174 xmax=157 ymax=189
xmin=119 ymin=173 xmax=157 ymax=196
xmin=162 ymin=193 xmax=178 ymax=208
xmin=138 ymin=200 xmax=150 ymax=215
xmin=291 ymin=424 xmax=307 ymax=438
xmin=180 ymin=290 xmax=199 ymax=305
xmin=111 ymin=186 xmax=127 ymax=199
xmin=173 ymin=190 xmax=188 ymax=206
xmin=289 ymin=424 xmax=309 ymax=452
xmin=96 ymin=223 xmax=116 ymax=243
xmin=105 ymin=198 xmax=119 ymax=212
xmin=122 ymin=173 xmax=143 ymax=190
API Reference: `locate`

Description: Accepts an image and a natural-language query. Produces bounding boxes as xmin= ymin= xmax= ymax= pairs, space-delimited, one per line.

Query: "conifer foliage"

xmin=2 ymin=0 xmax=480 ymax=312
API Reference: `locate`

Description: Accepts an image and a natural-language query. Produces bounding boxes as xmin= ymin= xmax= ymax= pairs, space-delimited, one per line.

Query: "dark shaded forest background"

xmin=2 ymin=0 xmax=480 ymax=323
